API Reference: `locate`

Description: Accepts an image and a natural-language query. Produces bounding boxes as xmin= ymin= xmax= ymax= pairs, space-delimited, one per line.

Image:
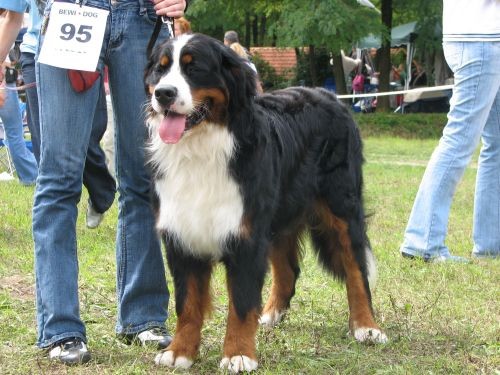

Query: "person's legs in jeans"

xmin=0 ymin=84 xmax=37 ymax=184
xmin=473 ymin=88 xmax=500 ymax=258
xmin=401 ymin=41 xmax=500 ymax=260
xmin=20 ymin=52 xmax=41 ymax=164
xmin=33 ymin=62 xmax=101 ymax=348
xmin=22 ymin=52 xmax=116 ymax=213
xmin=106 ymin=1 xmax=169 ymax=335
xmin=33 ymin=0 xmax=170 ymax=354
xmin=83 ymin=81 xmax=116 ymax=214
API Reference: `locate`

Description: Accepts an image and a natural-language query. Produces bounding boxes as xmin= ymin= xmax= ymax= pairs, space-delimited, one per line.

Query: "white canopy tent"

xmin=358 ymin=21 xmax=418 ymax=90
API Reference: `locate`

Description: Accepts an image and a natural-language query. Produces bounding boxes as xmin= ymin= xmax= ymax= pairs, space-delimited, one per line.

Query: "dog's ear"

xmin=217 ymin=43 xmax=257 ymax=111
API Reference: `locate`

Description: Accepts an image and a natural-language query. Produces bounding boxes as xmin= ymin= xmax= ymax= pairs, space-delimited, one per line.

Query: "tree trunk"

xmin=331 ymin=52 xmax=347 ymax=95
xmin=244 ymin=12 xmax=251 ymax=48
xmin=252 ymin=15 xmax=258 ymax=46
xmin=259 ymin=15 xmax=266 ymax=46
xmin=378 ymin=0 xmax=392 ymax=112
xmin=308 ymin=45 xmax=318 ymax=86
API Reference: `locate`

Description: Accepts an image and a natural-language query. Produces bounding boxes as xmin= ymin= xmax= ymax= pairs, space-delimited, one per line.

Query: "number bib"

xmin=38 ymin=2 xmax=109 ymax=72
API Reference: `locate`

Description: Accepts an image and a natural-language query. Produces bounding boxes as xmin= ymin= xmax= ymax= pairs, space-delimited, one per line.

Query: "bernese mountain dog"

xmin=144 ymin=33 xmax=387 ymax=373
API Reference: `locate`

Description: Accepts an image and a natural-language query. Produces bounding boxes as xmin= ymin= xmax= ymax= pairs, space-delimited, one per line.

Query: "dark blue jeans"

xmin=21 ymin=52 xmax=115 ymax=213
xmin=20 ymin=52 xmax=41 ymax=163
xmin=33 ymin=0 xmax=169 ymax=348
xmin=83 ymin=81 xmax=117 ymax=213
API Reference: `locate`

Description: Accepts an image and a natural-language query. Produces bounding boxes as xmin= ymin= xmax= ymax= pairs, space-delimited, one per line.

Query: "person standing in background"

xmin=224 ymin=30 xmax=263 ymax=93
xmin=0 ymin=8 xmax=37 ymax=185
xmin=400 ymin=0 xmax=500 ymax=262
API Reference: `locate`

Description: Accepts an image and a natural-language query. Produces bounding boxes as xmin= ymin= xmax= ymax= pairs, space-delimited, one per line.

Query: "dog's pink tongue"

xmin=159 ymin=113 xmax=186 ymax=144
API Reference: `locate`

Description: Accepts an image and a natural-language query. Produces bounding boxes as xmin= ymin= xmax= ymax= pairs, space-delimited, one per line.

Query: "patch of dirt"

xmin=0 ymin=275 xmax=35 ymax=302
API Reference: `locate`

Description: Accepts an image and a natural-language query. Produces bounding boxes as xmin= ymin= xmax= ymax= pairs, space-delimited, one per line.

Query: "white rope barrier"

xmin=336 ymin=84 xmax=454 ymax=100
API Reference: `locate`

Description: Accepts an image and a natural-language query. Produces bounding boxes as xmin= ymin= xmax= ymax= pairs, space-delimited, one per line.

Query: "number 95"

xmin=60 ymin=23 xmax=93 ymax=43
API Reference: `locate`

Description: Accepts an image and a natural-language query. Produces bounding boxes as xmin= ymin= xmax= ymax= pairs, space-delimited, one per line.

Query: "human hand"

xmin=0 ymin=89 xmax=5 ymax=108
xmin=151 ymin=0 xmax=187 ymax=18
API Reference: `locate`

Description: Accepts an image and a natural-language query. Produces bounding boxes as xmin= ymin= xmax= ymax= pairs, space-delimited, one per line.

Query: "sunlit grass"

xmin=0 ymin=135 xmax=498 ymax=374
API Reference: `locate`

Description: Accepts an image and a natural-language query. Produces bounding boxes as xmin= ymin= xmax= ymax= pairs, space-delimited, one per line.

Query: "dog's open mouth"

xmin=158 ymin=103 xmax=210 ymax=144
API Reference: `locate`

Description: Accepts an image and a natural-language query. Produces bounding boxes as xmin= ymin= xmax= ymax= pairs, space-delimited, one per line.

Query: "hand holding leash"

xmin=151 ymin=0 xmax=187 ymax=18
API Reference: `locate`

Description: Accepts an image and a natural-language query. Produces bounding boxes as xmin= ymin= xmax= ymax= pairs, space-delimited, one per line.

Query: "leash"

xmin=147 ymin=16 xmax=175 ymax=58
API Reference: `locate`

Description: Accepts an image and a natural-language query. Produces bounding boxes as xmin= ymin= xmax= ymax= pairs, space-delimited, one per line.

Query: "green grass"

xmin=0 ymin=132 xmax=499 ymax=374
xmin=356 ymin=113 xmax=448 ymax=139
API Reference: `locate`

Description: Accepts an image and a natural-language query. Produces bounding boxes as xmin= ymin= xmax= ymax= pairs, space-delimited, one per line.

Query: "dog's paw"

xmin=154 ymin=350 xmax=193 ymax=369
xmin=353 ymin=327 xmax=388 ymax=344
xmin=259 ymin=309 xmax=284 ymax=327
xmin=220 ymin=355 xmax=258 ymax=373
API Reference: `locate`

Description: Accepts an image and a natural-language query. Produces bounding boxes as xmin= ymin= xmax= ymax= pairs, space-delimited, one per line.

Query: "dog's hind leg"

xmin=155 ymin=243 xmax=213 ymax=369
xmin=259 ymin=231 xmax=301 ymax=328
xmin=220 ymin=240 xmax=268 ymax=372
xmin=312 ymin=202 xmax=387 ymax=344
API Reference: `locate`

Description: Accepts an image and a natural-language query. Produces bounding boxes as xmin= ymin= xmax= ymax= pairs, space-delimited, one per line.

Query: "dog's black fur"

xmin=145 ymin=33 xmax=385 ymax=372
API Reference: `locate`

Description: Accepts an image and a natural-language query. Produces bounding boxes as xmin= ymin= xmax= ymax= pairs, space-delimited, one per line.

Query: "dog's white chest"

xmin=153 ymin=125 xmax=244 ymax=259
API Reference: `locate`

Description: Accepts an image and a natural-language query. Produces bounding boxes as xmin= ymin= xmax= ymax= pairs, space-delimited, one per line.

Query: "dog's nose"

xmin=155 ymin=85 xmax=177 ymax=107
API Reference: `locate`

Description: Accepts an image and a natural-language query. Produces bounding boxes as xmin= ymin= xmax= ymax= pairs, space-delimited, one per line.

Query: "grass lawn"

xmin=0 ymin=134 xmax=498 ymax=374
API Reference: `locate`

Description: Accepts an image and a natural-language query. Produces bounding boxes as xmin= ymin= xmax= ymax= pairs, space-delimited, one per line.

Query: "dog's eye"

xmin=155 ymin=64 xmax=166 ymax=74
xmin=154 ymin=55 xmax=170 ymax=73
xmin=181 ymin=54 xmax=193 ymax=65
xmin=160 ymin=55 xmax=170 ymax=67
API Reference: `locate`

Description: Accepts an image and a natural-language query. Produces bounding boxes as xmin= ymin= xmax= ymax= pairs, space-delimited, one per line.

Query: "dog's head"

xmin=145 ymin=33 xmax=257 ymax=144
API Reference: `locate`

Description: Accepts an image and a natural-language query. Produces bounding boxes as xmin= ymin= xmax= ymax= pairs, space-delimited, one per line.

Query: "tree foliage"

xmin=271 ymin=0 xmax=381 ymax=51
xmin=188 ymin=0 xmax=381 ymax=50
xmin=186 ymin=0 xmax=443 ymax=93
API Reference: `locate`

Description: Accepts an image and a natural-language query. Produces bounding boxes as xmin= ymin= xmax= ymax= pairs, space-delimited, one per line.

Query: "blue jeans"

xmin=401 ymin=41 xmax=500 ymax=259
xmin=33 ymin=0 xmax=169 ymax=348
xmin=20 ymin=52 xmax=41 ymax=164
xmin=21 ymin=51 xmax=116 ymax=212
xmin=83 ymin=84 xmax=116 ymax=213
xmin=0 ymin=84 xmax=38 ymax=184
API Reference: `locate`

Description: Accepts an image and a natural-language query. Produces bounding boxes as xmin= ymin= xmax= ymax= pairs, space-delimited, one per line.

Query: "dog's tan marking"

xmin=316 ymin=203 xmax=379 ymax=332
xmin=239 ymin=214 xmax=252 ymax=240
xmin=261 ymin=233 xmax=300 ymax=325
xmin=181 ymin=53 xmax=193 ymax=65
xmin=160 ymin=55 xmax=169 ymax=67
xmin=223 ymin=283 xmax=259 ymax=361
xmin=315 ymin=202 xmax=347 ymax=278
xmin=190 ymin=88 xmax=227 ymax=124
xmin=192 ymin=88 xmax=227 ymax=105
xmin=164 ymin=270 xmax=212 ymax=361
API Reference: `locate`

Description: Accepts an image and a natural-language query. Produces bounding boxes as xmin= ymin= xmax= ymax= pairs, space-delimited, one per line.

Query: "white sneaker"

xmin=121 ymin=327 xmax=172 ymax=349
xmin=86 ymin=201 xmax=104 ymax=229
xmin=48 ymin=338 xmax=91 ymax=365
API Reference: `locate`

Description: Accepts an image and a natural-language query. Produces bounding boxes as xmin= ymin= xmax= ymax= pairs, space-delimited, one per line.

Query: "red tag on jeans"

xmin=67 ymin=70 xmax=100 ymax=93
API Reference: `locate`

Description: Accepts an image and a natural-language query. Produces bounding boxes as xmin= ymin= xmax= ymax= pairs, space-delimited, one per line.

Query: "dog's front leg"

xmin=220 ymin=242 xmax=268 ymax=373
xmin=155 ymin=246 xmax=212 ymax=369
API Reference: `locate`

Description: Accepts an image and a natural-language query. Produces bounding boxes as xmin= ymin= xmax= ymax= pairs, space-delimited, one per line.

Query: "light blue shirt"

xmin=0 ymin=0 xmax=42 ymax=55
